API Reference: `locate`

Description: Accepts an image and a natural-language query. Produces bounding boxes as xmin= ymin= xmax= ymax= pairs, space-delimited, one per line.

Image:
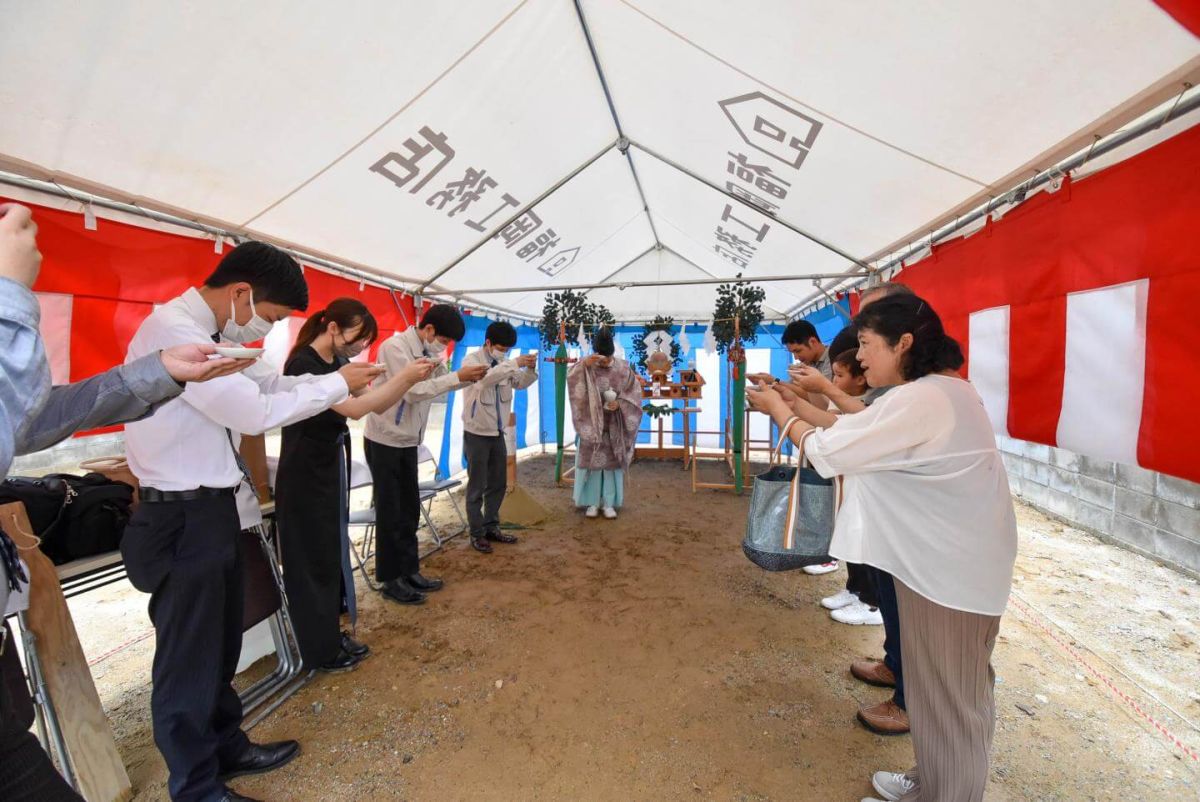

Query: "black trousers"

xmin=865 ymin=565 xmax=906 ymax=710
xmin=364 ymin=440 xmax=421 ymax=583
xmin=121 ymin=495 xmax=249 ymax=802
xmin=463 ymin=432 xmax=507 ymax=537
xmin=845 ymin=561 xmax=881 ymax=608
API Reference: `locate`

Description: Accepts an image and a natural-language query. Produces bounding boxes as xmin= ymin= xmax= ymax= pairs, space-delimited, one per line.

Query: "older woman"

xmin=748 ymin=294 xmax=1017 ymax=802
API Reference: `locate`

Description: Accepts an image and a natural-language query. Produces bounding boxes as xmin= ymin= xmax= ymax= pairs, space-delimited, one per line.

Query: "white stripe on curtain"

xmin=1056 ymin=280 xmax=1148 ymax=464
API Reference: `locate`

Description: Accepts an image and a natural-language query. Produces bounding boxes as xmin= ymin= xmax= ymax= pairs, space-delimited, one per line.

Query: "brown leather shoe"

xmin=857 ymin=699 xmax=910 ymax=735
xmin=850 ymin=658 xmax=895 ymax=688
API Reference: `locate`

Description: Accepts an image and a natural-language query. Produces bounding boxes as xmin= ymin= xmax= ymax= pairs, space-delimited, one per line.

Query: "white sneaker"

xmin=831 ymin=601 xmax=884 ymax=626
xmin=602 ymin=506 xmax=617 ymax=519
xmin=872 ymin=770 xmax=915 ymax=801
xmin=820 ymin=589 xmax=859 ymax=610
xmin=802 ymin=560 xmax=839 ymax=575
xmin=585 ymin=506 xmax=599 ymax=518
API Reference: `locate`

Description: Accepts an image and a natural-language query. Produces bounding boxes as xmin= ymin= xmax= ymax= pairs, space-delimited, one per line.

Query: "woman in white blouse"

xmin=748 ymin=294 xmax=1017 ymax=802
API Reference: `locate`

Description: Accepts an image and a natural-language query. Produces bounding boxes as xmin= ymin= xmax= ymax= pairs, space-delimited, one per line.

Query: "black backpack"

xmin=0 ymin=473 xmax=134 ymax=565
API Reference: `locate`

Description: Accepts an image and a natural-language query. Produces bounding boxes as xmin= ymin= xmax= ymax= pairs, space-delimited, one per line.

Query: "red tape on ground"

xmin=1010 ymin=595 xmax=1199 ymax=764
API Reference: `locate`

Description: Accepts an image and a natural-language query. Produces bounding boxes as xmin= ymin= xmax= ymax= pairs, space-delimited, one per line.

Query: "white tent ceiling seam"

xmin=573 ymin=0 xmax=663 ymax=251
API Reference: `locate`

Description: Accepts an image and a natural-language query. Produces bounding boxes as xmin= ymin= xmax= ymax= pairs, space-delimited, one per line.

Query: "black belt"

xmin=139 ymin=486 xmax=237 ymax=503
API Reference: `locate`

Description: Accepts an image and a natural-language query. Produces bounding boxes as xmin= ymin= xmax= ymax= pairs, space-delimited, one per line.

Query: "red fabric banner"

xmin=897 ymin=122 xmax=1200 ymax=482
xmin=1154 ymin=0 xmax=1200 ymax=37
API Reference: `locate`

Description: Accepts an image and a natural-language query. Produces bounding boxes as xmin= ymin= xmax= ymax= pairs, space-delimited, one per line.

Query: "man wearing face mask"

xmin=458 ymin=321 xmax=538 ymax=554
xmin=364 ymin=304 xmax=487 ymax=604
xmin=122 ymin=242 xmax=383 ymax=802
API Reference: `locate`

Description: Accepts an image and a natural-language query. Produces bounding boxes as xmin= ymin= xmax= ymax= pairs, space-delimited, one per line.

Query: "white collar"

xmin=181 ymin=287 xmax=219 ymax=338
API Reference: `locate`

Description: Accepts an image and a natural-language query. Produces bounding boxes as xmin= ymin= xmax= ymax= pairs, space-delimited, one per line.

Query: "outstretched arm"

xmin=333 ymin=359 xmax=436 ymax=420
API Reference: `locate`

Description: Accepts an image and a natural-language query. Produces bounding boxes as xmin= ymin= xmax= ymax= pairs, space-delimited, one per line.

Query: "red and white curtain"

xmin=895 ymin=121 xmax=1200 ymax=484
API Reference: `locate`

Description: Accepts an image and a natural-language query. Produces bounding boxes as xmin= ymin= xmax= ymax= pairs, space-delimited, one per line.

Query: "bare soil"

xmin=68 ymin=454 xmax=1199 ymax=801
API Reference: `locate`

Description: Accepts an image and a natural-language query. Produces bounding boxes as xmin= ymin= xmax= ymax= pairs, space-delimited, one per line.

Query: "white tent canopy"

xmin=2 ymin=0 xmax=1197 ymax=322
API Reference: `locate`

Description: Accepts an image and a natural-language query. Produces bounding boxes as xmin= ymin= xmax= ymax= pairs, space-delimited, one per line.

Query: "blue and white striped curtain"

xmin=431 ymin=301 xmax=851 ymax=478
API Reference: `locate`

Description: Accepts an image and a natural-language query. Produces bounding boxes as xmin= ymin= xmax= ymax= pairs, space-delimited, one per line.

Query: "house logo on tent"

xmin=718 ymin=91 xmax=824 ymax=170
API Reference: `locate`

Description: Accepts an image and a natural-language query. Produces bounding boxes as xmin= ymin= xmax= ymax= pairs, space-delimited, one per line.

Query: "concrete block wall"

xmin=998 ymin=435 xmax=1200 ymax=576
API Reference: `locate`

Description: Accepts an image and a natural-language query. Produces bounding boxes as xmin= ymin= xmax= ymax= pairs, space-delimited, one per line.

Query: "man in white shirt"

xmin=122 ymin=242 xmax=380 ymax=802
xmin=363 ymin=304 xmax=486 ymax=605
xmin=458 ymin=321 xmax=538 ymax=554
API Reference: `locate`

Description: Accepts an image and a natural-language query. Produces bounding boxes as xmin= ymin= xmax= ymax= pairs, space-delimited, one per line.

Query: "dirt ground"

xmin=68 ymin=453 xmax=1199 ymax=801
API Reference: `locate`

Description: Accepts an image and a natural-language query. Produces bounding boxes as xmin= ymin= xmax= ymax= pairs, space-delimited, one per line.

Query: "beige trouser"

xmin=895 ymin=580 xmax=1002 ymax=802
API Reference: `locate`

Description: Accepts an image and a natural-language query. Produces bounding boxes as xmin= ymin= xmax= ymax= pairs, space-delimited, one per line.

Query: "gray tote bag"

xmin=742 ymin=422 xmax=838 ymax=571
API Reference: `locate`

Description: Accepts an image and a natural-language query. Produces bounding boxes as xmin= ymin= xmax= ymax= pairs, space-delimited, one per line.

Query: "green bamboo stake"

xmin=554 ymin=340 xmax=568 ymax=483
xmin=731 ymin=354 xmax=747 ymax=494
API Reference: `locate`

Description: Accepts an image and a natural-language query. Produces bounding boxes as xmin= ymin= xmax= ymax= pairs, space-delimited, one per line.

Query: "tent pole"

xmin=578 ymin=244 xmax=658 ymax=298
xmin=655 ymin=244 xmax=791 ymax=320
xmin=429 ymin=270 xmax=870 ymax=295
xmin=784 ymin=84 xmax=1200 ymax=317
xmin=415 ymin=139 xmax=618 ymax=293
xmin=572 ymin=0 xmax=662 ymax=249
xmin=0 ymin=171 xmax=547 ymax=323
xmin=627 ymin=139 xmax=875 ymax=274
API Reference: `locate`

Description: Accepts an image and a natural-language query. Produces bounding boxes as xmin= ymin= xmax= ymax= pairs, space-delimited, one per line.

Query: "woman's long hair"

xmin=852 ymin=294 xmax=963 ymax=380
xmin=288 ymin=297 xmax=379 ymax=362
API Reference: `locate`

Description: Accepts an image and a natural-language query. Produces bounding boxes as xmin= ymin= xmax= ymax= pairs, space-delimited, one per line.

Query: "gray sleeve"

xmin=15 ymin=352 xmax=184 ymax=456
xmin=0 ymin=277 xmax=51 ymax=477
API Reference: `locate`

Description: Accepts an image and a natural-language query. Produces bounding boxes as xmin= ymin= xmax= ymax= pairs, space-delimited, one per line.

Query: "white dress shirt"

xmin=804 ymin=375 xmax=1017 ymax=616
xmin=124 ymin=288 xmax=349 ymax=494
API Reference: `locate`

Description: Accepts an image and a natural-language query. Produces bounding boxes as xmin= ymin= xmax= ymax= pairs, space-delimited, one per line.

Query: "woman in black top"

xmin=276 ymin=298 xmax=435 ymax=672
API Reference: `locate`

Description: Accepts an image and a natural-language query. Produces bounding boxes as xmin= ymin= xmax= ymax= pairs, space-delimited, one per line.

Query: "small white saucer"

xmin=214 ymin=346 xmax=264 ymax=359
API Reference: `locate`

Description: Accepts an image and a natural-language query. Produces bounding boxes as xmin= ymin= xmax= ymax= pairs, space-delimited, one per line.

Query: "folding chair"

xmin=237 ymin=523 xmax=306 ymax=719
xmin=349 ymin=447 xmax=467 ymax=589
xmin=416 ymin=444 xmax=467 ymax=544
xmin=347 ymin=457 xmax=382 ymax=591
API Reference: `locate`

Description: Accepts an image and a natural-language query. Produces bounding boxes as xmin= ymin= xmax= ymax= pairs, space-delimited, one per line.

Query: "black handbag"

xmin=0 ymin=473 xmax=134 ymax=565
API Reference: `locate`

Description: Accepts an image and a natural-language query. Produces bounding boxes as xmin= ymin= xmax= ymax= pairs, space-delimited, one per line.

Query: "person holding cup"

xmin=567 ymin=327 xmax=641 ymax=520
xmin=459 ymin=321 xmax=539 ymax=554
xmin=747 ymin=293 xmax=1016 ymax=802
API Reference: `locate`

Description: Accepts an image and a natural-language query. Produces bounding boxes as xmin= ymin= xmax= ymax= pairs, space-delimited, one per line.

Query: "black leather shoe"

xmin=317 ymin=648 xmax=361 ymax=674
xmin=341 ymin=631 xmax=370 ymax=658
xmin=220 ymin=789 xmax=261 ymax=801
xmin=470 ymin=535 xmax=493 ymax=554
xmin=408 ymin=573 xmax=444 ymax=592
xmin=218 ymin=739 xmax=300 ymax=781
xmin=485 ymin=529 xmax=519 ymax=544
xmin=382 ymin=578 xmax=427 ymax=605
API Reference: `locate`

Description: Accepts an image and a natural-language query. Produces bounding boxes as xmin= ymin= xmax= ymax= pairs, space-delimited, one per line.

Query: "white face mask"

xmin=489 ymin=347 xmax=509 ymax=361
xmin=223 ymin=289 xmax=274 ymax=343
xmin=425 ymin=338 xmax=447 ymax=359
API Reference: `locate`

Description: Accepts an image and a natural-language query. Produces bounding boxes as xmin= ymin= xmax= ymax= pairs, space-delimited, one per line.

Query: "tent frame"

xmin=2 ymin=78 xmax=1194 ymax=325
xmin=787 ymin=84 xmax=1200 ymax=316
